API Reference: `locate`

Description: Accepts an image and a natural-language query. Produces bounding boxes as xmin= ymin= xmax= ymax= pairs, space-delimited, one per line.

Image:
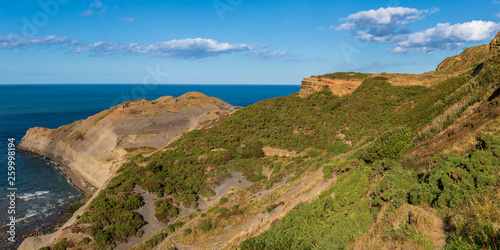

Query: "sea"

xmin=0 ymin=84 xmax=300 ymax=248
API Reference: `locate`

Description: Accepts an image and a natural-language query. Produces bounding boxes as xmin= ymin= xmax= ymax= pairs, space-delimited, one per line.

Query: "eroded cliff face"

xmin=299 ymin=77 xmax=363 ymax=97
xmin=18 ymin=92 xmax=235 ymax=193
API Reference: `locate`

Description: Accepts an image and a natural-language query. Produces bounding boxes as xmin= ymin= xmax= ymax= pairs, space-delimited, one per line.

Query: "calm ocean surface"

xmin=0 ymin=84 xmax=300 ymax=245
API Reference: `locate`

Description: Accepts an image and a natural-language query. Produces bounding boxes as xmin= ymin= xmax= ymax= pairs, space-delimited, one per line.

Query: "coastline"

xmin=16 ymin=144 xmax=97 ymax=197
xmin=0 ymin=146 xmax=93 ymax=249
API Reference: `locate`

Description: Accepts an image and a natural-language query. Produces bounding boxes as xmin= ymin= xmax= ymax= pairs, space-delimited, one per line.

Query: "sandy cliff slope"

xmin=18 ymin=92 xmax=234 ymax=194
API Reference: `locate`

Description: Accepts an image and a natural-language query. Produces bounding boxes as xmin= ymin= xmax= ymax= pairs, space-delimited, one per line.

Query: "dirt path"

xmin=116 ymin=186 xmax=167 ymax=250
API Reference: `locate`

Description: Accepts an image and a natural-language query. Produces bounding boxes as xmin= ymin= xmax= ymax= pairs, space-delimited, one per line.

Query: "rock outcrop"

xmin=18 ymin=92 xmax=235 ymax=193
xmin=299 ymin=77 xmax=363 ymax=97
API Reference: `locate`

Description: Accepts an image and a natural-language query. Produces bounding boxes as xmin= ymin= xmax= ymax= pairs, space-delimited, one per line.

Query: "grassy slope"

xmin=46 ymin=43 xmax=500 ymax=249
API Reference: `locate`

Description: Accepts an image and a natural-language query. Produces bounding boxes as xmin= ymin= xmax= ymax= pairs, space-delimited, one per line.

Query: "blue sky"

xmin=0 ymin=0 xmax=499 ymax=84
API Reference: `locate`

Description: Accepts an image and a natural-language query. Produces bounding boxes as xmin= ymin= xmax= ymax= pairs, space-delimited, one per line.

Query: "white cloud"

xmin=134 ymin=38 xmax=252 ymax=59
xmin=0 ymin=35 xmax=294 ymax=60
xmin=391 ymin=20 xmax=500 ymax=53
xmin=336 ymin=7 xmax=433 ymax=42
xmin=336 ymin=7 xmax=499 ymax=54
xmin=0 ymin=35 xmax=79 ymax=49
xmin=496 ymin=12 xmax=500 ymax=18
xmin=118 ymin=17 xmax=138 ymax=22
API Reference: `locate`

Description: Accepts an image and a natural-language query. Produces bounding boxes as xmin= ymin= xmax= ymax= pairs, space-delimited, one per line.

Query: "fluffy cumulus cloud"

xmin=336 ymin=7 xmax=432 ymax=43
xmin=392 ymin=20 xmax=500 ymax=53
xmin=73 ymin=38 xmax=252 ymax=59
xmin=336 ymin=7 xmax=500 ymax=53
xmin=0 ymin=35 xmax=293 ymax=60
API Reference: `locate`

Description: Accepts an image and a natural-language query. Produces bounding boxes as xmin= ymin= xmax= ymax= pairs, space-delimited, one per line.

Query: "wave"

xmin=18 ymin=191 xmax=50 ymax=201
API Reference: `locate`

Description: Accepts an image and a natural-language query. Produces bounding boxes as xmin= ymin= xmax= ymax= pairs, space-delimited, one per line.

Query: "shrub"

xmin=144 ymin=232 xmax=167 ymax=248
xmin=409 ymin=136 xmax=500 ymax=208
xmin=215 ymin=208 xmax=230 ymax=214
xmin=219 ymin=197 xmax=228 ymax=204
xmin=308 ymin=150 xmax=320 ymax=158
xmin=166 ymin=221 xmax=184 ymax=233
xmin=328 ymin=142 xmax=351 ymax=155
xmin=66 ymin=201 xmax=85 ymax=214
xmin=242 ymin=142 xmax=265 ymax=158
xmin=53 ymin=240 xmax=67 ymax=250
xmin=80 ymin=237 xmax=91 ymax=245
xmin=360 ymin=126 xmax=413 ymax=163
xmin=154 ymin=198 xmax=179 ymax=223
xmin=183 ymin=228 xmax=192 ymax=236
xmin=248 ymin=174 xmax=264 ymax=182
xmin=38 ymin=247 xmax=51 ymax=250
xmin=198 ymin=222 xmax=212 ymax=232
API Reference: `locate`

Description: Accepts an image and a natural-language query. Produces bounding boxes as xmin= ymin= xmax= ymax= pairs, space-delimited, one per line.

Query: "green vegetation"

xmin=319 ymin=71 xmax=369 ymax=80
xmin=74 ymin=46 xmax=500 ymax=248
xmin=183 ymin=228 xmax=192 ymax=236
xmin=198 ymin=222 xmax=212 ymax=232
xmin=241 ymin=162 xmax=375 ymax=249
xmin=53 ymin=240 xmax=68 ymax=250
xmin=144 ymin=232 xmax=167 ymax=248
xmin=219 ymin=197 xmax=229 ymax=204
xmin=66 ymin=198 xmax=87 ymax=214
xmin=409 ymin=134 xmax=500 ymax=208
xmin=78 ymin=162 xmax=146 ymax=246
xmin=154 ymin=198 xmax=179 ymax=223
xmin=241 ymin=135 xmax=500 ymax=249
xmin=80 ymin=237 xmax=91 ymax=245
xmin=167 ymin=221 xmax=184 ymax=233
xmin=359 ymin=126 xmax=412 ymax=163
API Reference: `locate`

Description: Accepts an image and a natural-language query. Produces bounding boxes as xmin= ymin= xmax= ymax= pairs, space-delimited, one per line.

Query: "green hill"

xmin=39 ymin=32 xmax=500 ymax=249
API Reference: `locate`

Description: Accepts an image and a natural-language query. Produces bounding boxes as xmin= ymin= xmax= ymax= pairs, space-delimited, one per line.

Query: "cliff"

xmin=299 ymin=76 xmax=363 ymax=97
xmin=18 ymin=92 xmax=235 ymax=194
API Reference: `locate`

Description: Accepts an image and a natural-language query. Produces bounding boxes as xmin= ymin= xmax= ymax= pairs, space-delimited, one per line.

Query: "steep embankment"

xmin=18 ymin=92 xmax=234 ymax=194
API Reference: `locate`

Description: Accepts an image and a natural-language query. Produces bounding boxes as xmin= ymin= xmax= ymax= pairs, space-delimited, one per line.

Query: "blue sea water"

xmin=0 ymin=84 xmax=300 ymax=245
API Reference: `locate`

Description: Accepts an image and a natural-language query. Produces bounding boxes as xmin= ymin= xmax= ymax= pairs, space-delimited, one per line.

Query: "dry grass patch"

xmin=353 ymin=203 xmax=446 ymax=249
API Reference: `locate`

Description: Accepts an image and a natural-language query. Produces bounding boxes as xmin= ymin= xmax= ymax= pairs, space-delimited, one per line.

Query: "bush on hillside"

xmin=242 ymin=142 xmax=265 ymax=158
xmin=409 ymin=135 xmax=500 ymax=208
xmin=154 ymin=198 xmax=179 ymax=223
xmin=360 ymin=126 xmax=413 ymax=163
xmin=198 ymin=222 xmax=212 ymax=232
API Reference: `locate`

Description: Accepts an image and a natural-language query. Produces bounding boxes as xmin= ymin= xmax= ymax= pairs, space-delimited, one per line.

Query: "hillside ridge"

xmin=19 ymin=32 xmax=500 ymax=250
